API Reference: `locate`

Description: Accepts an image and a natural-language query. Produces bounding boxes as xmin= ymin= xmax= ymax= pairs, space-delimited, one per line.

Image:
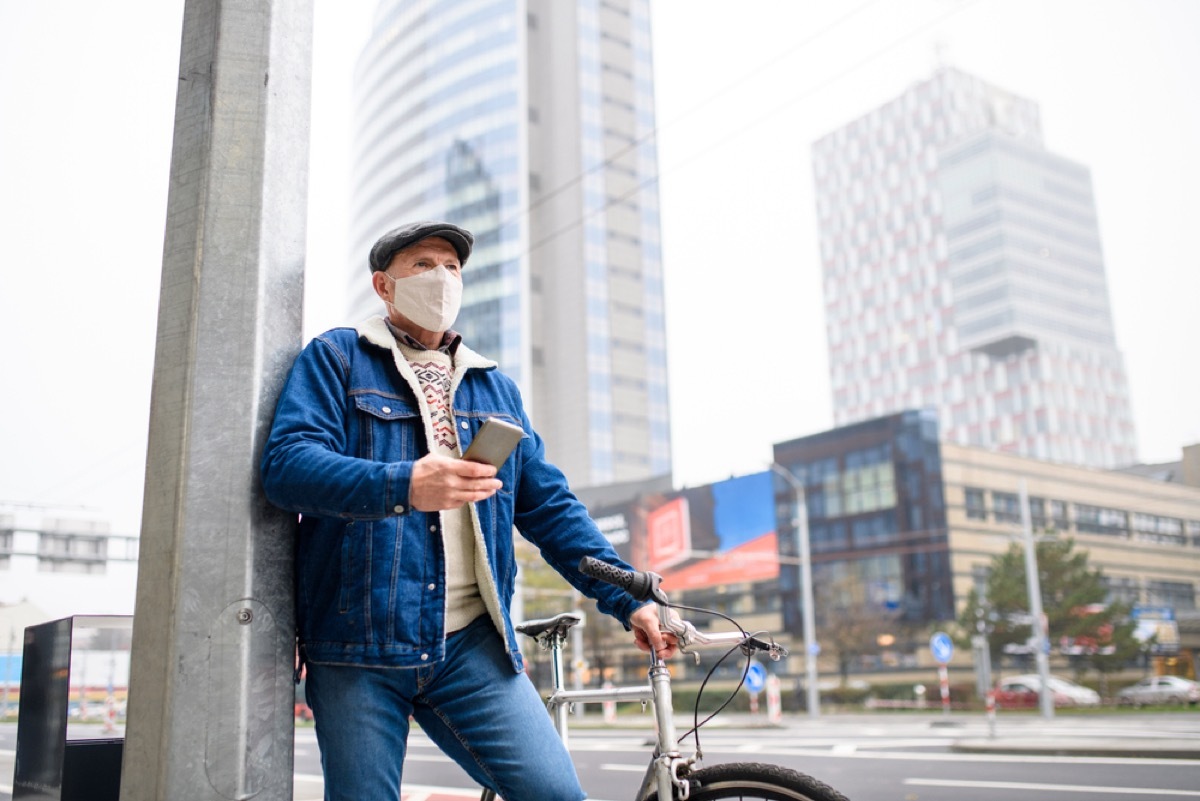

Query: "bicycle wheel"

xmin=649 ymin=761 xmax=850 ymax=801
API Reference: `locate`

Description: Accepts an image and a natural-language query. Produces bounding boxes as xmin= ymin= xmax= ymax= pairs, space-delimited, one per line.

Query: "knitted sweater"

xmin=396 ymin=340 xmax=487 ymax=632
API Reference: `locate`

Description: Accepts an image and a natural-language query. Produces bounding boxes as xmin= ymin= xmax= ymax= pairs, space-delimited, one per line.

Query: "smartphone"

xmin=461 ymin=417 xmax=525 ymax=468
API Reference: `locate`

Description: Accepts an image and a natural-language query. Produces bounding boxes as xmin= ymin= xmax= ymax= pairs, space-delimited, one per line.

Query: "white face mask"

xmin=386 ymin=266 xmax=463 ymax=332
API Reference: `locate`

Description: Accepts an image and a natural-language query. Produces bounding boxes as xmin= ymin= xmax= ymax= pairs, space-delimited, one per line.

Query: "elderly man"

xmin=261 ymin=221 xmax=672 ymax=800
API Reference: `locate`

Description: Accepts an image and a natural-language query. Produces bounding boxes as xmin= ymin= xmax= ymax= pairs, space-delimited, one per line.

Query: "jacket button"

xmin=394 ymin=504 xmax=405 ymax=514
xmin=429 ymin=525 xmax=437 ymax=532
xmin=427 ymin=583 xmax=435 ymax=591
xmin=460 ymin=421 xmax=469 ymax=429
xmin=420 ymin=653 xmax=429 ymax=661
xmin=382 ymin=406 xmax=392 ymax=414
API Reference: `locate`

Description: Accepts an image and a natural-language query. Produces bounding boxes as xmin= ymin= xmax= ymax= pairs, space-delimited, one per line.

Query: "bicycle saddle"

xmin=514 ymin=612 xmax=583 ymax=639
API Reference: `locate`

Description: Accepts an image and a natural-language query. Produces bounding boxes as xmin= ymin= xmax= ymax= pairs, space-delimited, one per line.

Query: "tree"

xmin=955 ymin=536 xmax=1141 ymax=684
xmin=815 ymin=573 xmax=901 ymax=685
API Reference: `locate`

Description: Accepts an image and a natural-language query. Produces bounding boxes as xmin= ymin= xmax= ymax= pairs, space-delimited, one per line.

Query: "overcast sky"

xmin=1 ymin=0 xmax=1197 ymax=539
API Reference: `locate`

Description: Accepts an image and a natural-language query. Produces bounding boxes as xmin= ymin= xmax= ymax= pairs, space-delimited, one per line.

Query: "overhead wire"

xmin=520 ymin=0 xmax=982 ymax=259
xmin=505 ymin=0 xmax=888 ymax=231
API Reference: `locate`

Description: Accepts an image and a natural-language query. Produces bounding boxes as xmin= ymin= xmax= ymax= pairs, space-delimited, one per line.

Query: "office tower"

xmin=348 ymin=0 xmax=671 ymax=487
xmin=811 ymin=67 xmax=1137 ymax=469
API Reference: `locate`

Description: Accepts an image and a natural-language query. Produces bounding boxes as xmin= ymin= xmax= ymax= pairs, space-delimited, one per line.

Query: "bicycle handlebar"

xmin=578 ymin=555 xmax=663 ymax=602
xmin=578 ymin=557 xmax=789 ymax=661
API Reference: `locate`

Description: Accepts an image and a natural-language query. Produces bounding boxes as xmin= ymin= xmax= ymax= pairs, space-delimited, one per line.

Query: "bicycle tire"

xmin=480 ymin=790 xmax=497 ymax=801
xmin=648 ymin=761 xmax=850 ymax=801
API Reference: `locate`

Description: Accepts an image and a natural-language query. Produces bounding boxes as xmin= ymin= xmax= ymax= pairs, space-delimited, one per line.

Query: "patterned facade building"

xmin=812 ymin=67 xmax=1137 ymax=469
xmin=347 ymin=0 xmax=671 ymax=487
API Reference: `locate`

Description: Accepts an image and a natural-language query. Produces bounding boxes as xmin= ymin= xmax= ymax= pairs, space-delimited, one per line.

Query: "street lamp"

xmin=769 ymin=462 xmax=820 ymax=718
xmin=1018 ymin=479 xmax=1054 ymax=719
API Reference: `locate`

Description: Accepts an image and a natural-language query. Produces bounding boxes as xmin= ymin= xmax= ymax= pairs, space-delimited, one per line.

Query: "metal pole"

xmin=1018 ymin=479 xmax=1054 ymax=720
xmin=121 ymin=1 xmax=313 ymax=799
xmin=770 ymin=464 xmax=820 ymax=718
xmin=571 ymin=606 xmax=585 ymax=719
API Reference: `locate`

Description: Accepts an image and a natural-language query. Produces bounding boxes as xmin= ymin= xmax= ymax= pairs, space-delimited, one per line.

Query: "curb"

xmin=952 ymin=738 xmax=1200 ymax=760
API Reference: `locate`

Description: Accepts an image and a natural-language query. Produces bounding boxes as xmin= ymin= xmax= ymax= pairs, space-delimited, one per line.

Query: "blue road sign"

xmin=930 ymin=631 xmax=954 ymax=664
xmin=745 ymin=661 xmax=766 ymax=694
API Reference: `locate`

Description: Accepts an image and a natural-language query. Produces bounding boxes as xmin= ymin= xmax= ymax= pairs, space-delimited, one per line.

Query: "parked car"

xmin=994 ymin=674 xmax=1101 ymax=708
xmin=1116 ymin=676 xmax=1200 ymax=707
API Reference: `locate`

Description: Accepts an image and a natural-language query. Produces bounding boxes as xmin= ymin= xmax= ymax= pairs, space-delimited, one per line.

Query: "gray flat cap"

xmin=368 ymin=221 xmax=474 ymax=272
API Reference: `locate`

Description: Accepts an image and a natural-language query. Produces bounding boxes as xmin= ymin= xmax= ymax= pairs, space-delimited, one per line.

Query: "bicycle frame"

xmin=531 ymin=606 xmax=765 ymax=801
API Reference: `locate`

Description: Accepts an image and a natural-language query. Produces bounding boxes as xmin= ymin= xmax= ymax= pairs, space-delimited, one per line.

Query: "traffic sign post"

xmin=765 ymin=674 xmax=782 ymax=724
xmin=930 ymin=632 xmax=954 ymax=715
xmin=938 ymin=665 xmax=950 ymax=714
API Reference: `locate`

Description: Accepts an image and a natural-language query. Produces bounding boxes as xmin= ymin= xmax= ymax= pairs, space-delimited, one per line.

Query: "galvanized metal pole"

xmin=121 ymin=1 xmax=313 ymax=799
xmin=1018 ymin=479 xmax=1055 ymax=720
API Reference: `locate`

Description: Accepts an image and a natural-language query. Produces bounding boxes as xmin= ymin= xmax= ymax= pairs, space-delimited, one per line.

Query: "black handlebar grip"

xmin=578 ymin=556 xmax=657 ymax=602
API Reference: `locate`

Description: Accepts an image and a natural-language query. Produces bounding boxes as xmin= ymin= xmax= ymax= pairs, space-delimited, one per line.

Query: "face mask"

xmin=386 ymin=266 xmax=463 ymax=332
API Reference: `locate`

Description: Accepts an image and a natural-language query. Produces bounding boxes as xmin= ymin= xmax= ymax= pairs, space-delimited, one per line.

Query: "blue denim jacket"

xmin=261 ymin=318 xmax=643 ymax=671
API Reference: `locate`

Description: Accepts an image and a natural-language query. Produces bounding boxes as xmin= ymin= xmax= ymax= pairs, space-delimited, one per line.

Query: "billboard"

xmin=1132 ymin=605 xmax=1180 ymax=655
xmin=588 ymin=472 xmax=781 ymax=593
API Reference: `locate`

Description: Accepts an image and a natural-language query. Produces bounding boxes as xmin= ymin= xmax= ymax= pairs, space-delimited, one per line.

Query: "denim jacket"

xmin=261 ymin=317 xmax=643 ymax=671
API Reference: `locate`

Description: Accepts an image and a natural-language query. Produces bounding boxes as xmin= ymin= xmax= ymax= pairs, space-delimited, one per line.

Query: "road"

xmin=3 ymin=713 xmax=1198 ymax=800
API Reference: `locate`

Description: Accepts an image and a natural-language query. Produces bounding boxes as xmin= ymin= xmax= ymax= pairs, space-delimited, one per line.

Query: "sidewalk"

xmin=803 ymin=710 xmax=1200 ymax=760
xmin=950 ymin=735 xmax=1200 ymax=759
xmin=589 ymin=710 xmax=1200 ymax=760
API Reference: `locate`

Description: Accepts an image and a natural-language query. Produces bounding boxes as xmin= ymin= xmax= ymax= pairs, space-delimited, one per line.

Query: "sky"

xmin=0 ymin=0 xmax=1197 ymax=541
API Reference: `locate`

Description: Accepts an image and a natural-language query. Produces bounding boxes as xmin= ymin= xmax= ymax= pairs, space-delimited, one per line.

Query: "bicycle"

xmin=480 ymin=556 xmax=850 ymax=801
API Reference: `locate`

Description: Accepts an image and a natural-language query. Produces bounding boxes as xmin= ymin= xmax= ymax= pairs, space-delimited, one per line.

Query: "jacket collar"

xmin=356 ymin=316 xmax=496 ymax=372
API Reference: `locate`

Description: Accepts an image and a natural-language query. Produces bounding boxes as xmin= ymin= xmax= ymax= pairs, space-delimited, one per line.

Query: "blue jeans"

xmin=305 ymin=616 xmax=584 ymax=801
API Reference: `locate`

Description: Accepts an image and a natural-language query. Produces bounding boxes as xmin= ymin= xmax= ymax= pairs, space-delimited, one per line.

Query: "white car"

xmin=999 ymin=673 xmax=1101 ymax=707
xmin=1116 ymin=676 xmax=1200 ymax=707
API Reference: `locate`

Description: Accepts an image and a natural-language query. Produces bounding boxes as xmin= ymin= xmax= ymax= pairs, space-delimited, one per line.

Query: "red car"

xmin=994 ymin=678 xmax=1067 ymax=709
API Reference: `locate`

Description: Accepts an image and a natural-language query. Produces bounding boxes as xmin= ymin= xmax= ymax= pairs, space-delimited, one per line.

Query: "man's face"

xmin=372 ymin=236 xmax=464 ymax=336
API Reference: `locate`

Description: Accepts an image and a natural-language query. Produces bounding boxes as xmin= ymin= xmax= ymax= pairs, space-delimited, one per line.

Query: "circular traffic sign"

xmin=930 ymin=631 xmax=954 ymax=664
xmin=744 ymin=661 xmax=766 ymax=694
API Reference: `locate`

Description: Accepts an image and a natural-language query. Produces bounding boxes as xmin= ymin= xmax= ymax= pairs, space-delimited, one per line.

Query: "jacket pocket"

xmin=352 ymin=392 xmax=420 ymax=461
xmin=337 ymin=521 xmax=372 ymax=628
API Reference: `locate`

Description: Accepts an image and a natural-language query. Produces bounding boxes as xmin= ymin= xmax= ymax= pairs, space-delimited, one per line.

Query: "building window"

xmin=1103 ymin=575 xmax=1141 ymax=606
xmin=1146 ymin=581 xmax=1196 ymax=611
xmin=1075 ymin=504 xmax=1128 ymax=537
xmin=971 ymin=564 xmax=990 ymax=598
xmin=964 ymin=487 xmax=987 ymax=520
xmin=0 ymin=527 xmax=12 ymax=570
xmin=1049 ymin=500 xmax=1070 ymax=532
xmin=38 ymin=533 xmax=107 ymax=574
xmin=1130 ymin=513 xmax=1185 ymax=546
xmin=1028 ymin=496 xmax=1047 ymax=529
xmin=992 ymin=491 xmax=1020 ymax=524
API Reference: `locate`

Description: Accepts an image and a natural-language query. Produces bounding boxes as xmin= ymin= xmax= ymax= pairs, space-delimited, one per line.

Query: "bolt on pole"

xmin=120 ymin=1 xmax=314 ymax=799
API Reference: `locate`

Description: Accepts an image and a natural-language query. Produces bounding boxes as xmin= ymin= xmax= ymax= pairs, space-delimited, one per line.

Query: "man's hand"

xmin=409 ymin=453 xmax=503 ymax=511
xmin=630 ymin=604 xmax=679 ymax=661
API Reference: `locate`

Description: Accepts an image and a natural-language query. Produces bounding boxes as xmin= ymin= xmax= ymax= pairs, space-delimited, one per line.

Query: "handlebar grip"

xmin=578 ymin=556 xmax=658 ymax=602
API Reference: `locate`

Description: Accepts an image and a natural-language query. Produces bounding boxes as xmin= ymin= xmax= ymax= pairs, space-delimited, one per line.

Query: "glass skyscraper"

xmin=348 ymin=0 xmax=671 ymax=486
xmin=812 ymin=67 xmax=1137 ymax=469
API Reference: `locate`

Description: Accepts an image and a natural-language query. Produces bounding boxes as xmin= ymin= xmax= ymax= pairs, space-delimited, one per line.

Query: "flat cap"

xmin=368 ymin=221 xmax=474 ymax=272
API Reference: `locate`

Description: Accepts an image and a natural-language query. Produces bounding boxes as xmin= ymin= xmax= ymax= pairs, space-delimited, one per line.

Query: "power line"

xmin=507 ymin=0 xmax=888 ymax=241
xmin=522 ymin=0 xmax=981 ymax=259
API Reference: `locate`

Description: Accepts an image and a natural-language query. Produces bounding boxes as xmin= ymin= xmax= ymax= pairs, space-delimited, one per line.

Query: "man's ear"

xmin=372 ymin=271 xmax=391 ymax=303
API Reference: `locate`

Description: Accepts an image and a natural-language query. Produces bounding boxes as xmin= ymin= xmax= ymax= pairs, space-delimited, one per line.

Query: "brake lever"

xmin=741 ymin=635 xmax=789 ymax=661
